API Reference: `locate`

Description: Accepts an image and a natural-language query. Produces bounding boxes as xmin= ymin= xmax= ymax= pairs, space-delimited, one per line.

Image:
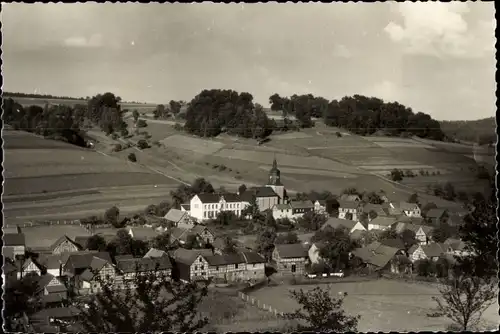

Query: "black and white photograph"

xmin=1 ymin=2 xmax=497 ymax=332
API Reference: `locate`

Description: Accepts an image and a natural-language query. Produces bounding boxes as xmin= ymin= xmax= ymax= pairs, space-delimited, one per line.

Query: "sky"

xmin=2 ymin=2 xmax=496 ymax=120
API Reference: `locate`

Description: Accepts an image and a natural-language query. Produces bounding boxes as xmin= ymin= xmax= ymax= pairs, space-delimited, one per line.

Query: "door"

xmin=291 ymin=264 xmax=296 ymax=273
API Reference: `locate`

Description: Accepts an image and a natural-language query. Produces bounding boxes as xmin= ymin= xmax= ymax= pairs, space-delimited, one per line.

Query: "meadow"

xmin=248 ymin=279 xmax=499 ymax=332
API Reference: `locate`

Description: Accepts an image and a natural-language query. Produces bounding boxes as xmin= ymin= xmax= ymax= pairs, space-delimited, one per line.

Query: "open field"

xmin=7 ymin=96 xmax=157 ymax=111
xmin=249 ymin=279 xmax=499 ymax=332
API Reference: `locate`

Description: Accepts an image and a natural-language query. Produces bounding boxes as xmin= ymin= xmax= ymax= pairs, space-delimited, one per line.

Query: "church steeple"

xmin=271 ymin=155 xmax=278 ymax=171
xmin=268 ymin=156 xmax=282 ymax=186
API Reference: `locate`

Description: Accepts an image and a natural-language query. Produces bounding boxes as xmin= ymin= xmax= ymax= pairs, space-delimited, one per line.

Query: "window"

xmin=202 ymin=272 xmax=206 ymax=276
xmin=253 ymin=264 xmax=256 ymax=268
xmin=199 ymin=258 xmax=203 ymax=262
xmin=195 ymin=204 xmax=199 ymax=209
xmin=216 ymin=266 xmax=219 ymax=271
xmin=201 ymin=265 xmax=204 ymax=270
xmin=194 ymin=266 xmax=198 ymax=270
xmin=235 ymin=264 xmax=238 ymax=269
xmin=291 ymin=264 xmax=296 ymax=273
xmin=204 ymin=212 xmax=207 ymax=218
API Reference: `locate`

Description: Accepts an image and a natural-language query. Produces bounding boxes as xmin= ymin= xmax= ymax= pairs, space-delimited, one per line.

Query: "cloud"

xmin=331 ymin=44 xmax=352 ymax=58
xmin=384 ymin=2 xmax=494 ymax=59
xmin=63 ymin=33 xmax=103 ymax=48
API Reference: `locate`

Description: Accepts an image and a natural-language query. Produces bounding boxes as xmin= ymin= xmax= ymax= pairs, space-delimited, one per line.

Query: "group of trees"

xmin=86 ymin=93 xmax=128 ymax=136
xmin=152 ymin=100 xmax=184 ymax=119
xmin=184 ymin=89 xmax=275 ymax=139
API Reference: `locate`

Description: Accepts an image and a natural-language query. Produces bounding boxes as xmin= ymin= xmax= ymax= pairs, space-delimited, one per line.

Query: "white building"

xmin=397 ymin=202 xmax=421 ymax=218
xmin=272 ymin=203 xmax=294 ymax=220
xmin=189 ymin=193 xmax=244 ymax=221
xmin=338 ymin=200 xmax=362 ymax=221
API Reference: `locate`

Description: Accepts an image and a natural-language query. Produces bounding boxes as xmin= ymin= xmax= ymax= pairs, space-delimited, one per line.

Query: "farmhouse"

xmin=17 ymin=257 xmax=44 ymax=279
xmin=321 ymin=217 xmax=366 ymax=234
xmin=272 ymin=203 xmax=294 ymax=220
xmin=3 ymin=233 xmax=26 ymax=259
xmin=368 ymin=216 xmax=397 ymax=231
xmin=425 ymin=208 xmax=448 ymax=225
xmin=51 ymin=235 xmax=84 ymax=254
xmin=397 ymin=202 xmax=421 ymax=217
xmin=36 ymin=273 xmax=68 ymax=307
xmin=191 ymin=225 xmax=216 ymax=245
xmin=362 ymin=203 xmax=387 ymax=219
xmin=164 ymin=208 xmax=193 ymax=229
xmin=116 ymin=256 xmax=172 ymax=283
xmin=272 ymin=243 xmax=308 ymax=276
xmin=409 ymin=243 xmax=446 ymax=262
xmin=63 ymin=252 xmax=114 ymax=295
xmin=170 ymin=248 xmax=215 ymax=282
xmin=338 ymin=200 xmax=362 ymax=221
xmin=351 ymin=241 xmax=409 ymax=274
xmin=444 ymin=238 xmax=469 ymax=257
xmin=394 ymin=223 xmax=434 ymax=245
xmin=289 ymin=200 xmax=315 ymax=218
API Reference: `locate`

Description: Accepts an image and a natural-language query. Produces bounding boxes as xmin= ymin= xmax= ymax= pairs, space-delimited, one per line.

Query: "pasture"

xmin=248 ymin=279 xmax=499 ymax=332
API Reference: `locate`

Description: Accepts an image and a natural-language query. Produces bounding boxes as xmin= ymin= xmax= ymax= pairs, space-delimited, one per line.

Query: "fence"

xmin=238 ymin=291 xmax=284 ymax=318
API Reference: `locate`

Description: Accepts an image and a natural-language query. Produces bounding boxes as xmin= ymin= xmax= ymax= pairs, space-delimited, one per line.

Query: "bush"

xmin=136 ymin=119 xmax=148 ymax=128
xmin=111 ymin=133 xmax=119 ymax=140
xmin=218 ymin=165 xmax=227 ymax=171
xmin=415 ymin=259 xmax=436 ymax=277
xmin=152 ymin=141 xmax=161 ymax=147
xmin=390 ymin=169 xmax=403 ymax=182
xmin=174 ymin=123 xmax=183 ymax=131
xmin=137 ymin=139 xmax=149 ymax=149
xmin=113 ymin=144 xmax=123 ymax=152
xmin=336 ymin=131 xmax=342 ymax=138
xmin=128 ymin=153 xmax=137 ymax=162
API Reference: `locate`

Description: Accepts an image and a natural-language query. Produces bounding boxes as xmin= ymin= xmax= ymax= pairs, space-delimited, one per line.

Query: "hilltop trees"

xmin=184 ymin=89 xmax=274 ymax=138
xmin=87 ymin=92 xmax=127 ymax=135
xmin=170 ymin=178 xmax=215 ymax=208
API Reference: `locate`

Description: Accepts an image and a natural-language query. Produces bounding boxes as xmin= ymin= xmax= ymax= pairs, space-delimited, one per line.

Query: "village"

xmin=2 ymin=158 xmax=475 ymax=331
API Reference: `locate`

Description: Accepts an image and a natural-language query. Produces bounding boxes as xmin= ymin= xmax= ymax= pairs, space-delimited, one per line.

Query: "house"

xmin=170 ymin=248 xmax=216 ymax=282
xmin=51 ymin=235 xmax=84 ymax=254
xmin=289 ymin=200 xmax=315 ymax=218
xmin=191 ymin=225 xmax=216 ymax=245
xmin=240 ymin=251 xmax=267 ymax=281
xmin=425 ymin=208 xmax=448 ymax=225
xmin=204 ymin=253 xmax=247 ymax=282
xmin=398 ymin=202 xmax=421 ymax=217
xmin=63 ymin=252 xmax=114 ymax=295
xmin=409 ymin=243 xmax=446 ymax=262
xmin=144 ymin=248 xmax=169 ymax=258
xmin=272 ymin=203 xmax=294 ymax=220
xmin=37 ymin=251 xmax=99 ymax=278
xmin=368 ymin=216 xmax=397 ymax=231
xmin=314 ymin=200 xmax=327 ymax=214
xmin=340 ymin=194 xmax=361 ymax=202
xmin=180 ymin=204 xmax=191 ymax=213
xmin=17 ymin=257 xmax=44 ymax=279
xmin=351 ymin=241 xmax=409 ymax=274
xmin=116 ymin=256 xmax=172 ymax=284
xmin=3 ymin=233 xmax=26 ymax=259
xmin=169 ymin=227 xmax=192 ymax=245
xmin=272 ymin=243 xmax=309 ymax=276
xmin=362 ymin=203 xmax=387 ymax=219
xmin=36 ymin=273 xmax=68 ymax=306
xmin=444 ymin=238 xmax=469 ymax=257
xmin=189 ymin=193 xmax=244 ymax=221
xmin=164 ymin=208 xmax=193 ymax=229
xmin=128 ymin=227 xmax=160 ymax=241
xmin=321 ymin=217 xmax=366 ymax=234
xmin=240 ymin=186 xmax=280 ymax=212
xmin=394 ymin=223 xmax=434 ymax=245
xmin=338 ymin=200 xmax=362 ymax=221
xmin=379 ymin=238 xmax=406 ymax=252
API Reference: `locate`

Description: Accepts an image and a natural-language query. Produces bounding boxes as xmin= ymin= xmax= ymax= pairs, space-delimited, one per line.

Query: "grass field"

xmin=248 ymin=279 xmax=499 ymax=332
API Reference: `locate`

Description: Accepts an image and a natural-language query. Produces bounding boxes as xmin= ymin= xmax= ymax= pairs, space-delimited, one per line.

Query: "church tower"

xmin=266 ymin=156 xmax=285 ymax=203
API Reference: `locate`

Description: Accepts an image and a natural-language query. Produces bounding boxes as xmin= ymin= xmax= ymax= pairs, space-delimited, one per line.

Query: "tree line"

xmin=3 ymin=91 xmax=87 ymax=100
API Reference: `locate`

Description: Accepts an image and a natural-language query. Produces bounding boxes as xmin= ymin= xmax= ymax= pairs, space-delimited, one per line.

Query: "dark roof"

xmin=290 ymin=200 xmax=314 ymax=209
xmin=321 ymin=217 xmax=358 ymax=231
xmin=191 ymin=225 xmax=214 ymax=236
xmin=196 ymin=192 xmax=241 ymax=203
xmin=129 ymin=227 xmax=160 ymax=240
xmin=241 ymin=187 xmax=278 ymax=200
xmin=363 ymin=203 xmax=386 ymax=215
xmin=241 ymin=251 xmax=266 ymax=264
xmin=114 ymin=254 xmax=135 ymax=261
xmin=273 ymin=203 xmax=292 ymax=210
xmin=369 ymin=216 xmax=397 ymax=227
xmin=164 ymin=209 xmax=189 ymax=223
xmin=352 ymin=241 xmax=403 ymax=269
xmin=3 ymin=233 xmax=26 ymax=246
xmin=64 ymin=252 xmax=112 ymax=272
xmin=116 ymin=256 xmax=172 ymax=273
xmin=180 ymin=204 xmax=191 ymax=211
xmin=42 ymin=293 xmax=66 ymax=304
xmin=171 ymin=248 xmax=214 ymax=265
xmin=379 ymin=238 xmax=405 ymax=250
xmin=144 ymin=248 xmax=168 ymax=258
xmin=426 ymin=208 xmax=447 ymax=219
xmin=399 ymin=201 xmax=419 ymax=211
xmin=421 ymin=243 xmax=446 ymax=258
xmin=45 ymin=284 xmax=67 ymax=293
xmin=32 ymin=306 xmax=81 ymax=320
xmin=274 ymin=243 xmax=308 ymax=259
xmin=338 ymin=200 xmax=361 ymax=209
xmin=205 ymin=253 xmax=245 ymax=266
xmin=340 ymin=194 xmax=360 ymax=201
xmin=170 ymin=227 xmax=192 ymax=242
xmin=395 ymin=215 xmax=424 ymax=224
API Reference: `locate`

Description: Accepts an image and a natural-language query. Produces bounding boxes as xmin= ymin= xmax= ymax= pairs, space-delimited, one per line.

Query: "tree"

xmin=275 ymin=231 xmax=299 ymax=245
xmin=169 ymin=100 xmax=182 ymax=115
xmin=238 ymin=184 xmax=247 ymax=195
xmin=212 ymin=211 xmax=238 ymax=226
xmin=105 ymin=206 xmax=120 ymax=227
xmin=241 ymin=195 xmax=259 ymax=219
xmin=137 ymin=139 xmax=149 ymax=149
xmin=284 ymin=286 xmax=360 ymax=332
xmin=144 ymin=204 xmax=160 ymax=216
xmin=132 ymin=109 xmax=139 ymax=123
xmin=341 ymin=187 xmax=359 ymax=195
xmin=422 ymin=202 xmax=438 ymax=216
xmin=432 ymin=221 xmax=455 ymax=243
xmin=297 ymin=211 xmax=328 ymax=231
xmin=191 ymin=178 xmax=215 ymax=194
xmin=390 ymin=169 xmax=403 ymax=181
xmin=325 ymin=198 xmax=340 ymax=216
xmin=432 ymin=275 xmax=496 ymax=331
xmin=400 ymin=229 xmax=418 ymax=251
xmin=128 ymin=152 xmax=137 ymax=162
xmin=362 ymin=191 xmax=384 ymax=205
xmin=221 ymin=236 xmax=238 ymax=253
xmin=150 ymin=232 xmax=172 ymax=251
xmin=255 ymin=228 xmax=277 ymax=260
xmin=317 ymin=227 xmax=357 ymax=271
xmin=77 ymin=264 xmax=209 ymax=332
xmin=115 ymin=229 xmax=133 ymax=255
xmin=185 ymin=234 xmax=202 ymax=249
xmin=157 ymin=201 xmax=172 ymax=216
xmin=408 ymin=193 xmax=419 ymax=204
xmin=86 ymin=234 xmax=107 ymax=251
xmin=378 ymin=228 xmax=398 ymax=240
xmin=3 ymin=274 xmax=43 ymax=332
xmin=443 ymin=182 xmax=456 ymax=201
xmin=415 ymin=259 xmax=435 ymax=277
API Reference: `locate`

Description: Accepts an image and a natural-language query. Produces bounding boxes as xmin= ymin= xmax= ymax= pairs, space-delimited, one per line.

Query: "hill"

xmin=439 ymin=117 xmax=496 ymax=145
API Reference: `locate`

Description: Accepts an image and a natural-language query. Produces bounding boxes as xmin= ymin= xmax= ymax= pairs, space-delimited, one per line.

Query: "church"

xmin=185 ymin=158 xmax=289 ymax=221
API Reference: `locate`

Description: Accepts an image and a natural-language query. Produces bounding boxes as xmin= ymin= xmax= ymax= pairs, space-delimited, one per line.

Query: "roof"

xmin=32 ymin=306 xmax=81 ymax=320
xmin=274 ymin=243 xmax=308 ymax=259
xmin=241 ymin=251 xmax=266 ymax=264
xmin=114 ymin=254 xmax=134 ymax=261
xmin=3 ymin=226 xmax=21 ymax=234
xmin=191 ymin=225 xmax=214 ymax=236
xmin=196 ymin=192 xmax=241 ymax=204
xmin=116 ymin=256 xmax=172 ymax=274
xmin=171 ymin=248 xmax=214 ymax=265
xmin=39 ymin=251 xmax=100 ymax=270
xmin=379 ymin=238 xmax=405 ymax=250
xmin=273 ymin=203 xmax=292 ymax=210
xmin=352 ymin=242 xmax=403 ymax=269
xmin=242 ymin=186 xmax=278 ymax=199
xmin=426 ymin=208 xmax=447 ymax=219
xmin=3 ymin=233 xmax=26 ymax=246
xmin=395 ymin=215 xmax=424 ymax=224
xmin=169 ymin=227 xmax=191 ymax=242
xmin=350 ymin=229 xmax=365 ymax=240
xmin=369 ymin=216 xmax=397 ymax=227
xmin=64 ymin=252 xmax=112 ymax=272
xmin=444 ymin=238 xmax=466 ymax=251
xmin=290 ymin=200 xmax=314 ymax=209
xmin=363 ymin=203 xmax=386 ymax=215
xmin=129 ymin=227 xmax=160 ymax=240
xmin=421 ymin=243 xmax=446 ymax=258
xmin=321 ymin=217 xmax=358 ymax=231
xmin=338 ymin=200 xmax=361 ymax=209
xmin=205 ymin=253 xmax=246 ymax=266
xmin=394 ymin=223 xmax=433 ymax=235
xmin=50 ymin=235 xmax=83 ymax=252
xmin=340 ymin=194 xmax=360 ymax=201
xmin=45 ymin=284 xmax=67 ymax=293
xmin=399 ymin=201 xmax=419 ymax=211
xmin=180 ymin=204 xmax=191 ymax=211
xmin=144 ymin=248 xmax=168 ymax=258
xmin=164 ymin=209 xmax=188 ymax=223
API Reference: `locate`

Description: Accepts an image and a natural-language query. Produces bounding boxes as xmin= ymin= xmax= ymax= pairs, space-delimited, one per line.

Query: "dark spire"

xmin=272 ymin=155 xmax=278 ymax=170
